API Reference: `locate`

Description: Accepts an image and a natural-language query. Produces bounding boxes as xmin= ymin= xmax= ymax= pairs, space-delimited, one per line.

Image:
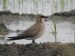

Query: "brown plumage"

xmin=8 ymin=15 xmax=48 ymax=43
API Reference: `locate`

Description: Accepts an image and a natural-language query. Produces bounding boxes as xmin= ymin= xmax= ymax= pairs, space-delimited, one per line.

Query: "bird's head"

xmin=36 ymin=15 xmax=48 ymax=23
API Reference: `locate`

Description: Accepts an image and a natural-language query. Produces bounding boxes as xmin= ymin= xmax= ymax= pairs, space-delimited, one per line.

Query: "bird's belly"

xmin=25 ymin=33 xmax=43 ymax=40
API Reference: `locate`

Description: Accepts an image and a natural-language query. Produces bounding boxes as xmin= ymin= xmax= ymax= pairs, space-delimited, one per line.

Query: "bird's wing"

xmin=8 ymin=23 xmax=42 ymax=40
xmin=19 ymin=23 xmax=42 ymax=38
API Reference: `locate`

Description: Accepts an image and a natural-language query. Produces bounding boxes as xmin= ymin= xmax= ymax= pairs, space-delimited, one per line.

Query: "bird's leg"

xmin=32 ymin=40 xmax=35 ymax=43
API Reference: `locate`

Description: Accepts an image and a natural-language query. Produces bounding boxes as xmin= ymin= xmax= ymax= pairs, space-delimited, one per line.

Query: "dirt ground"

xmin=0 ymin=42 xmax=75 ymax=56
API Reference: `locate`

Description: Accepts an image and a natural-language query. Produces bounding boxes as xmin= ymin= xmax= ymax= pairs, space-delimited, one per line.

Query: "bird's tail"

xmin=8 ymin=36 xmax=24 ymax=41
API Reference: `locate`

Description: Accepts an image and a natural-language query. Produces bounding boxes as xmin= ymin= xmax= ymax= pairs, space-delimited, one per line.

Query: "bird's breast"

xmin=31 ymin=23 xmax=45 ymax=40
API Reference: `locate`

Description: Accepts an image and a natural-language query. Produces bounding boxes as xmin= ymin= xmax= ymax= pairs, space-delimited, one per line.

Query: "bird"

xmin=8 ymin=15 xmax=48 ymax=43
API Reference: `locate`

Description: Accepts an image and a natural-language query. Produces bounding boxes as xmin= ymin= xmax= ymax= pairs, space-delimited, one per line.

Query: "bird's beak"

xmin=44 ymin=16 xmax=48 ymax=18
xmin=41 ymin=16 xmax=48 ymax=18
